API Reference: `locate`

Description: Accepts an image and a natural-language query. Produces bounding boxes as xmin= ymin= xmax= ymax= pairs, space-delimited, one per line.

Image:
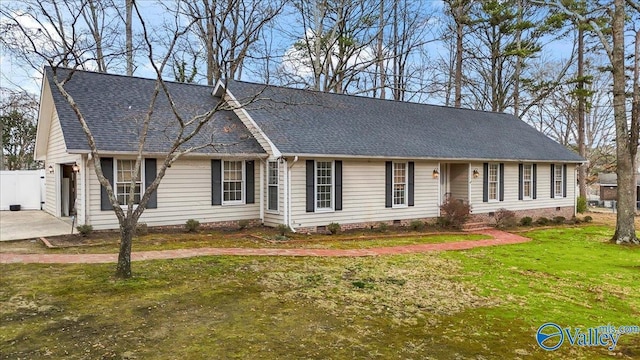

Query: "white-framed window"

xmin=523 ymin=164 xmax=532 ymax=199
xmin=116 ymin=159 xmax=143 ymax=206
xmin=315 ymin=161 xmax=333 ymax=211
xmin=488 ymin=163 xmax=499 ymax=201
xmin=554 ymin=164 xmax=564 ymax=198
xmin=223 ymin=160 xmax=244 ymax=204
xmin=267 ymin=161 xmax=278 ymax=211
xmin=393 ymin=162 xmax=407 ymax=207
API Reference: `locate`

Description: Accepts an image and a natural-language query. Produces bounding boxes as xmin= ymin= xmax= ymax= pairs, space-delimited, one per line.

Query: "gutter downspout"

xmin=84 ymin=154 xmax=90 ymax=226
xmin=259 ymin=159 xmax=264 ymax=224
xmin=287 ymin=156 xmax=299 ymax=232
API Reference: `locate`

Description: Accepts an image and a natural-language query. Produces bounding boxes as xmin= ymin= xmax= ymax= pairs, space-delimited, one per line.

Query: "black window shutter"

xmin=562 ymin=164 xmax=567 ymax=198
xmin=408 ymin=162 xmax=415 ymax=206
xmin=335 ymin=160 xmax=342 ymax=211
xmin=144 ymin=158 xmax=157 ymax=209
xmin=100 ymin=157 xmax=114 ymax=211
xmin=211 ymin=159 xmax=222 ymax=205
xmin=532 ymin=164 xmax=537 ymax=199
xmin=306 ymin=160 xmax=314 ymax=212
xmin=482 ymin=162 xmax=489 ymax=203
xmin=385 ymin=161 xmax=392 ymax=208
xmin=550 ymin=164 xmax=555 ymax=198
xmin=499 ymin=163 xmax=505 ymax=201
xmin=245 ymin=160 xmax=255 ymax=204
xmin=518 ymin=163 xmax=523 ymax=200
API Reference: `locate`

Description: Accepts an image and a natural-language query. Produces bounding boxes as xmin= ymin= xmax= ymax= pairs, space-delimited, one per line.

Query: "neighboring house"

xmin=598 ymin=173 xmax=640 ymax=203
xmin=35 ymin=68 xmax=584 ymax=232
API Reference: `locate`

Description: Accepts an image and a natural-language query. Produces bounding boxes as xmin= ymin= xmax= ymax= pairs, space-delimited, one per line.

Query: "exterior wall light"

xmin=432 ymin=169 xmax=439 ymax=179
xmin=72 ymin=162 xmax=80 ymax=173
xmin=48 ymin=165 xmax=54 ymax=174
xmin=473 ymin=169 xmax=480 ymax=178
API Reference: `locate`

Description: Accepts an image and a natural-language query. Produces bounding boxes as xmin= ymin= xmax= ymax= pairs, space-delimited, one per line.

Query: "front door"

xmin=60 ymin=164 xmax=77 ymax=216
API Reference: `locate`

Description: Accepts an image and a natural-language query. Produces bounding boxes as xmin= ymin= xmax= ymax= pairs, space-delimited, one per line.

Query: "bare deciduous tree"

xmin=178 ymin=0 xmax=285 ymax=85
xmin=542 ymin=0 xmax=638 ymax=244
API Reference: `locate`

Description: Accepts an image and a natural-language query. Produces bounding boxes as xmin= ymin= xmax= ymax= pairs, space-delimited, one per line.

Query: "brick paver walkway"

xmin=0 ymin=229 xmax=529 ymax=264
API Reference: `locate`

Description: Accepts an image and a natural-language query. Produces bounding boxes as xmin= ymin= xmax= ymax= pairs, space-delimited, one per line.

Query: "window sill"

xmin=222 ymin=201 xmax=246 ymax=206
xmin=315 ymin=208 xmax=335 ymax=213
xmin=392 ymin=204 xmax=408 ymax=209
xmin=266 ymin=210 xmax=280 ymax=215
xmin=119 ymin=205 xmax=139 ymax=210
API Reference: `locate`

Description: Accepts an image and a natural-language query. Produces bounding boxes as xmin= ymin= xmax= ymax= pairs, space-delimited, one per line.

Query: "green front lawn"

xmin=1 ymin=225 xmax=638 ymax=359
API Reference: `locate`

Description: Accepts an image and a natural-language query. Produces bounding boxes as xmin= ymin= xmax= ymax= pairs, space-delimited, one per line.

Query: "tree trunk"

xmin=115 ymin=221 xmax=135 ymax=278
xmin=577 ymin=26 xmax=587 ymax=199
xmin=490 ymin=24 xmax=499 ymax=112
xmin=631 ymin=30 xmax=639 ymax=213
xmin=125 ymin=0 xmax=133 ymax=76
xmin=206 ymin=3 xmax=216 ymax=85
xmin=312 ymin=2 xmax=323 ymax=91
xmin=611 ymin=0 xmax=638 ymax=244
xmin=512 ymin=0 xmax=522 ymax=116
xmin=454 ymin=6 xmax=463 ymax=108
xmin=377 ymin=0 xmax=386 ymax=99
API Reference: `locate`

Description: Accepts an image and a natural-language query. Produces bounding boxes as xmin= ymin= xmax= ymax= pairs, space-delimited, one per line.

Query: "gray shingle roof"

xmin=45 ymin=67 xmax=264 ymax=155
xmin=227 ymin=80 xmax=584 ymax=162
xmin=598 ymin=173 xmax=640 ymax=186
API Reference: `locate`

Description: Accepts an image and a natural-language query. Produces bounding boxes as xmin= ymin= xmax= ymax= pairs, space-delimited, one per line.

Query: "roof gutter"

xmin=279 ymin=152 xmax=586 ymax=164
xmin=67 ymin=149 xmax=269 ymax=159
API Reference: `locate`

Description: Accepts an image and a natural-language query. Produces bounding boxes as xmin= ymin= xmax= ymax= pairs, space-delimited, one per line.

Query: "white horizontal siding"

xmin=87 ymin=158 xmax=260 ymax=230
xmin=469 ymin=162 xmax=576 ymax=213
xmin=263 ymin=159 xmax=284 ymax=226
xmin=43 ymin=109 xmax=82 ymax=220
xmin=289 ymin=159 xmax=440 ymax=229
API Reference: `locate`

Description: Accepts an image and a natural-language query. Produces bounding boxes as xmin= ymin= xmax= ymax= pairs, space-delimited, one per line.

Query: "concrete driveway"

xmin=0 ymin=211 xmax=73 ymax=241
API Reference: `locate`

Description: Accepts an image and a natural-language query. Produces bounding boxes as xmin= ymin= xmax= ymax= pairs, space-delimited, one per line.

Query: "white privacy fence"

xmin=0 ymin=170 xmax=45 ymax=211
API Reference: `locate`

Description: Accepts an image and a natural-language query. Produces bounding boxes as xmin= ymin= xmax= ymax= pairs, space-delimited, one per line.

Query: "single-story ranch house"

xmin=35 ymin=67 xmax=584 ymax=232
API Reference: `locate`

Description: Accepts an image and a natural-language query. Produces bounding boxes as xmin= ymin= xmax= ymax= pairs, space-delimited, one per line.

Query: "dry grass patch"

xmin=259 ymin=255 xmax=499 ymax=323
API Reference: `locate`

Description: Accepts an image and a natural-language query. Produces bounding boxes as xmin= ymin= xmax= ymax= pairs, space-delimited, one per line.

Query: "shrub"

xmin=583 ymin=215 xmax=593 ymax=223
xmin=238 ymin=219 xmax=250 ymax=230
xmin=327 ymin=222 xmax=341 ymax=235
xmin=435 ymin=217 xmax=451 ymax=228
xmin=276 ymin=224 xmax=290 ymax=236
xmin=536 ymin=217 xmax=550 ymax=226
xmin=377 ymin=222 xmax=389 ymax=232
xmin=495 ymin=208 xmax=517 ymax=229
xmin=553 ymin=216 xmax=566 ymax=224
xmin=576 ymin=196 xmax=587 ymax=214
xmin=76 ymin=224 xmax=93 ymax=237
xmin=519 ymin=216 xmax=533 ymax=226
xmin=410 ymin=220 xmax=425 ymax=231
xmin=135 ymin=223 xmax=148 ymax=236
xmin=439 ymin=198 xmax=471 ymax=229
xmin=185 ymin=219 xmax=200 ymax=233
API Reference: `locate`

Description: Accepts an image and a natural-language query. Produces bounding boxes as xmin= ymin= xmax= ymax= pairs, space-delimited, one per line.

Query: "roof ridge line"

xmin=228 ymin=79 xmax=514 ymax=116
xmin=45 ymin=66 xmax=216 ymax=89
